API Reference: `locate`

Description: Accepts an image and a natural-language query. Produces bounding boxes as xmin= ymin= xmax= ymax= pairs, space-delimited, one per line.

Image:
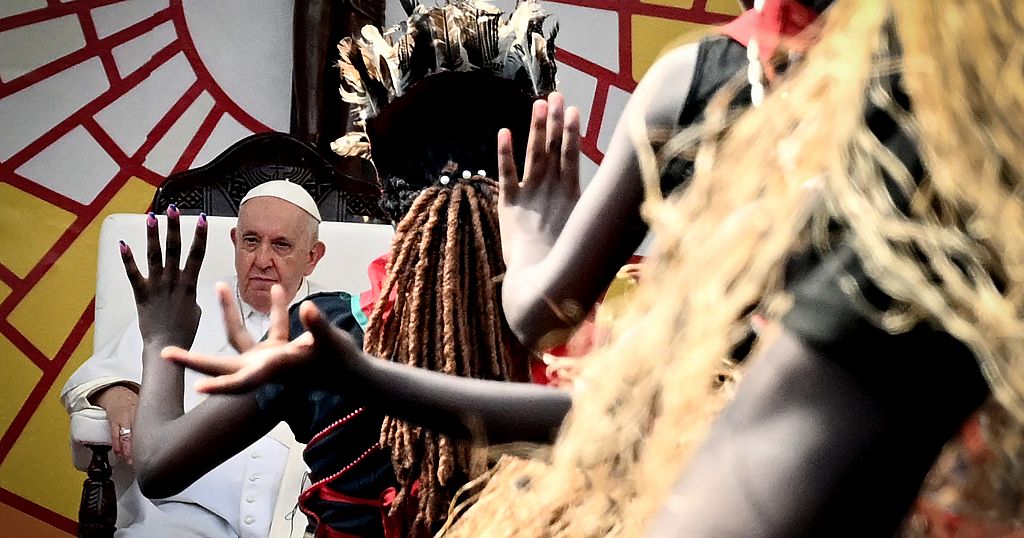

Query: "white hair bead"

xmin=747 ymin=0 xmax=766 ymax=107
xmin=462 ymin=170 xmax=472 ymax=179
xmin=440 ymin=175 xmax=451 ymax=185
xmin=477 ymin=169 xmax=486 ymax=177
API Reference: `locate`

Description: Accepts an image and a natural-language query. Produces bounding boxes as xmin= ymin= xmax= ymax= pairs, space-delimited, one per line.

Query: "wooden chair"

xmin=73 ymin=132 xmax=392 ymax=538
xmin=150 ymin=131 xmax=387 ymax=223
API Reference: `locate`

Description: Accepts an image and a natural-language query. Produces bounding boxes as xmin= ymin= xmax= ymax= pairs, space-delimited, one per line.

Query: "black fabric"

xmin=780 ymin=78 xmax=930 ymax=356
xmin=779 ymin=77 xmax=988 ymax=427
xmin=655 ymin=26 xmax=988 ymax=494
xmin=652 ymin=35 xmax=758 ymax=361
xmin=740 ymin=0 xmax=835 ymax=11
xmin=255 ymin=292 xmax=397 ymax=537
xmin=801 ymin=0 xmax=835 ymax=13
xmin=660 ymin=35 xmax=751 ymax=195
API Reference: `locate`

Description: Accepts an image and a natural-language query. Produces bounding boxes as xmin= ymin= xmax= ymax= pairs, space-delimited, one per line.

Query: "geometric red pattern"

xmin=552 ymin=0 xmax=733 ymax=165
xmin=0 ymin=1 xmax=272 ymax=533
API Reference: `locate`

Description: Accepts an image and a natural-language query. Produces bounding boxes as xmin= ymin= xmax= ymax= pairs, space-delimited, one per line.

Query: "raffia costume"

xmin=441 ymin=1 xmax=1024 ymax=536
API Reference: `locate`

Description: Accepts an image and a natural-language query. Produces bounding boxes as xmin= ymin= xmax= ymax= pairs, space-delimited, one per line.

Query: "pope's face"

xmin=230 ymin=197 xmax=324 ymax=313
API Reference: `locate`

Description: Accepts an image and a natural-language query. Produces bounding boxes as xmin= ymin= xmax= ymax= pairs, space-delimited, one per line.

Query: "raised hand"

xmin=120 ymin=206 xmax=207 ymax=352
xmin=497 ymin=92 xmax=582 ymax=271
xmin=160 ymin=286 xmax=362 ymax=394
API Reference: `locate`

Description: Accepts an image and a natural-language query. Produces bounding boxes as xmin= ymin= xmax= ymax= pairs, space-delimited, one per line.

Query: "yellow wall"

xmin=0 ymin=179 xmax=154 ymax=533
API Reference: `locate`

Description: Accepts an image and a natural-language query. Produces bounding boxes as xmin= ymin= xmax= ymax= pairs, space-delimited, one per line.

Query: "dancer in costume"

xmin=498 ymin=0 xmax=830 ymax=353
xmin=167 ymin=0 xmax=1024 ymax=536
xmin=127 ymin=2 xmax=555 ymax=536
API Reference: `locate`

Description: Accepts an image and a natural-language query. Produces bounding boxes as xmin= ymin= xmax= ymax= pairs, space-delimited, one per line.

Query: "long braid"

xmin=465 ymin=187 xmax=503 ymax=378
xmin=431 ymin=251 xmax=448 ymax=373
xmin=455 ymin=216 xmax=477 ymax=379
xmin=365 ymin=193 xmax=436 ymax=354
xmin=363 ymin=177 xmax=528 ymax=536
xmin=405 ymin=191 xmax=449 ymax=368
xmin=385 ymin=191 xmax=449 ymax=496
xmin=371 ymin=191 xmax=443 ymax=513
xmin=441 ymin=186 xmax=461 ymax=375
xmin=436 ymin=186 xmax=465 ymax=489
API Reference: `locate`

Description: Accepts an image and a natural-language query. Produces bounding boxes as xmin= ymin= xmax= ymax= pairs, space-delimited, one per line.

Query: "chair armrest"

xmin=70 ymin=408 xmax=112 ymax=471
xmin=73 ymin=409 xmax=118 ymax=538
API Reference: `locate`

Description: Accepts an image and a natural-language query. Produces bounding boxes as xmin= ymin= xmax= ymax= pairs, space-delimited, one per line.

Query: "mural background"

xmin=0 ymin=0 xmax=736 ymax=534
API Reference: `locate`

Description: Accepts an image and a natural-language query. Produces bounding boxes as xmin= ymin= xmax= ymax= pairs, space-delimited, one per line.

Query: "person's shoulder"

xmin=643 ymin=42 xmax=702 ymax=85
xmin=288 ymin=291 xmax=365 ymax=346
xmin=292 ymin=291 xmax=356 ymax=318
xmin=644 ymin=34 xmax=741 ymax=80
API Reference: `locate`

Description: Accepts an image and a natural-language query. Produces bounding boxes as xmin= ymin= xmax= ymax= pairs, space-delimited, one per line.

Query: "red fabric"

xmin=380 ymin=481 xmax=423 ymax=538
xmin=314 ymin=525 xmax=367 ymax=538
xmin=380 ymin=488 xmax=403 ymax=538
xmin=360 ymin=252 xmax=394 ymax=321
xmin=531 ymin=360 xmax=553 ymax=385
xmin=302 ymin=482 xmax=383 ymax=538
xmin=914 ymin=499 xmax=1024 ymax=538
xmin=960 ymin=413 xmax=991 ymax=461
xmin=719 ymin=0 xmax=818 ymax=66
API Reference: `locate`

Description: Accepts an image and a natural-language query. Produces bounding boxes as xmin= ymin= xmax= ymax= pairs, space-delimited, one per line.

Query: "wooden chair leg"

xmin=77 ymin=445 xmax=115 ymax=538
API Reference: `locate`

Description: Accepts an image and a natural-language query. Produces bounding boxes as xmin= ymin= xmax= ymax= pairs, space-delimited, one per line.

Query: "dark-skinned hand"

xmin=120 ymin=206 xmax=207 ymax=353
xmin=161 ymin=297 xmax=364 ymax=395
xmin=497 ymin=91 xmax=582 ymax=272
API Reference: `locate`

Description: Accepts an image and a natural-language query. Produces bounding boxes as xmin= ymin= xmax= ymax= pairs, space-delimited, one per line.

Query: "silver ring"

xmin=119 ymin=427 xmax=132 ymax=437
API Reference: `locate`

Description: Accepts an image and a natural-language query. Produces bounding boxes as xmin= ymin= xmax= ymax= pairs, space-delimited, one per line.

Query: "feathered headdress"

xmin=331 ymin=0 xmax=558 ymax=220
xmin=335 ymin=0 xmax=557 ymax=122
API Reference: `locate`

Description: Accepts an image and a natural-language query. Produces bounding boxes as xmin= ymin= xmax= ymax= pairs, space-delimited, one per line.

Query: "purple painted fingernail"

xmin=119 ymin=240 xmax=128 ymax=254
xmin=198 ymin=213 xmax=207 ymax=228
xmin=167 ymin=203 xmax=179 ymax=217
xmin=147 ymin=212 xmax=157 ymax=227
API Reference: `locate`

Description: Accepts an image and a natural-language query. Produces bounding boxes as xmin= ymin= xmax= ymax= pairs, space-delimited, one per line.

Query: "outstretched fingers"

xmin=217 ymin=281 xmax=254 ymax=352
xmin=301 ymin=301 xmax=360 ymax=361
xmin=145 ymin=212 xmax=163 ymax=281
xmin=521 ymin=98 xmax=549 ymax=184
xmin=189 ymin=339 xmax=313 ymax=394
xmin=162 ymin=346 xmax=246 ymax=377
xmin=120 ymin=241 xmax=147 ymax=303
xmin=562 ymin=105 xmax=582 ymax=195
xmin=164 ymin=204 xmax=181 ymax=278
xmin=193 ymin=370 xmax=255 ymax=395
xmin=181 ymin=213 xmax=208 ymax=288
xmin=497 ymin=128 xmax=520 ymax=201
xmin=545 ymin=92 xmax=565 ymax=169
xmin=266 ymin=284 xmax=290 ymax=343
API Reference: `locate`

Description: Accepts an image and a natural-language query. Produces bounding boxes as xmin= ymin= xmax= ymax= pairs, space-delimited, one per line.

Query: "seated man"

xmin=61 ymin=180 xmax=327 ymax=537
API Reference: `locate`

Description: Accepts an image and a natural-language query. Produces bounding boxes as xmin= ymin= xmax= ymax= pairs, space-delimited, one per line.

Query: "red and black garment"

xmin=254 ymin=292 xmax=398 ymax=537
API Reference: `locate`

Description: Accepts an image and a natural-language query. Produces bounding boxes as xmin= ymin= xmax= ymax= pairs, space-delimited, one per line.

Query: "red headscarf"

xmin=719 ymin=0 xmax=819 ymax=79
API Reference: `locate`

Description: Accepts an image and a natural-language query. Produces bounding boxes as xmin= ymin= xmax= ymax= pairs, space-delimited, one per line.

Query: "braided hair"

xmin=334 ymin=2 xmax=556 ymax=532
xmin=364 ymin=172 xmax=530 ymax=535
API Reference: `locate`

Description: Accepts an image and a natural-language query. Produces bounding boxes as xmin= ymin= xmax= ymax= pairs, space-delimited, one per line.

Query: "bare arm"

xmin=300 ymin=305 xmax=572 ymax=444
xmin=134 ymin=344 xmax=276 ymax=499
xmin=166 ymin=301 xmax=573 ymax=445
xmin=500 ymin=43 xmax=700 ymax=349
xmin=123 ymin=208 xmax=278 ymax=499
xmin=651 ymin=243 xmax=988 ymax=535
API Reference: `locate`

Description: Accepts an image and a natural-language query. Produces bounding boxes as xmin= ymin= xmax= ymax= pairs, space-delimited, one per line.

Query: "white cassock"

xmin=62 ymin=277 xmax=318 ymax=538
